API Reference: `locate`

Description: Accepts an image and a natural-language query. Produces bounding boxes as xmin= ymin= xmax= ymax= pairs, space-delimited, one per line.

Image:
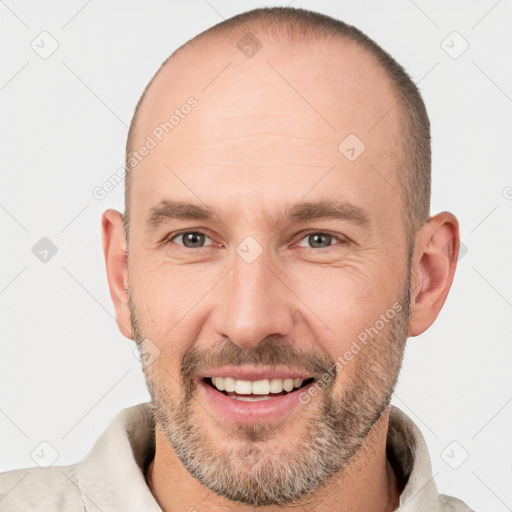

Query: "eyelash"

xmin=166 ymin=230 xmax=348 ymax=250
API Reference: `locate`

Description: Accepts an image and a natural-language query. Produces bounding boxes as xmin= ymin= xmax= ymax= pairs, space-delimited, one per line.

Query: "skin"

xmin=102 ymin=31 xmax=459 ymax=512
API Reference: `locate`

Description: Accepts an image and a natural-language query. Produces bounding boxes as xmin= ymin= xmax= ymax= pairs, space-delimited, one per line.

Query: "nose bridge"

xmin=213 ymin=244 xmax=294 ymax=349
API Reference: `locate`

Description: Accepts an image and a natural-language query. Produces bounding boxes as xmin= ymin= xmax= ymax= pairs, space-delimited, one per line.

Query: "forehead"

xmin=128 ymin=33 xmax=405 ymax=234
xmin=137 ymin=34 xmax=401 ymax=138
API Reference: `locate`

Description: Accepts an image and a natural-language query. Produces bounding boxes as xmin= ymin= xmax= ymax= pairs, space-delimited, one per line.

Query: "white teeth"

xmin=282 ymin=378 xmax=294 ymax=392
xmin=224 ymin=377 xmax=236 ymax=392
xmin=269 ymin=378 xmax=283 ymax=393
xmin=235 ymin=379 xmax=252 ymax=394
xmin=213 ymin=377 xmax=225 ymax=391
xmin=210 ymin=376 xmax=307 ymax=395
xmin=252 ymin=379 xmax=270 ymax=395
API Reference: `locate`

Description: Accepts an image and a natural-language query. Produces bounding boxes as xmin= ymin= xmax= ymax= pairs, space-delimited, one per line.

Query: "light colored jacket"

xmin=0 ymin=403 xmax=475 ymax=511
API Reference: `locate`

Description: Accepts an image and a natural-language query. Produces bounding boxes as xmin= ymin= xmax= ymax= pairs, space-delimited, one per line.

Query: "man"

xmin=0 ymin=6 xmax=474 ymax=512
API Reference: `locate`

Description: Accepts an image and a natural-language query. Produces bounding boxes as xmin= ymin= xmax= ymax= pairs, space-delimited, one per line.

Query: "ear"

xmin=408 ymin=212 xmax=460 ymax=337
xmin=101 ymin=209 xmax=133 ymax=340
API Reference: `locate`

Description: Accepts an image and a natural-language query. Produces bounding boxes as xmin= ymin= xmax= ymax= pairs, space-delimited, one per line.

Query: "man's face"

xmin=127 ymin=36 xmax=412 ymax=505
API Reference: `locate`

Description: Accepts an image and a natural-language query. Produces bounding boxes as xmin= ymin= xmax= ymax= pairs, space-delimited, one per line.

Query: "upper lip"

xmin=198 ymin=365 xmax=313 ymax=381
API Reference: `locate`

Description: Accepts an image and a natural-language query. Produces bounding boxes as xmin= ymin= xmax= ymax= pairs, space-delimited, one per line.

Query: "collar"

xmin=386 ymin=406 xmax=444 ymax=511
xmin=77 ymin=402 xmax=444 ymax=511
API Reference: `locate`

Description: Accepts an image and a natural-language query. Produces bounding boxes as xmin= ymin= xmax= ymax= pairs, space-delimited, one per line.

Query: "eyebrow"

xmin=145 ymin=199 xmax=370 ymax=230
xmin=146 ymin=201 xmax=219 ymax=229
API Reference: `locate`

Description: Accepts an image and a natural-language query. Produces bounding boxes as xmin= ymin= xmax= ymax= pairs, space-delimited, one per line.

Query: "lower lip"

xmin=198 ymin=379 xmax=314 ymax=424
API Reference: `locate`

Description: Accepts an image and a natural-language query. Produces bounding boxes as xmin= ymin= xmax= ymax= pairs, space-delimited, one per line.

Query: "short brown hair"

xmin=123 ymin=7 xmax=430 ymax=250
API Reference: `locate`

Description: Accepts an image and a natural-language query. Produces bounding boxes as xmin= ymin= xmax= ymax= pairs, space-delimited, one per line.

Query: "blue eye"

xmin=167 ymin=231 xmax=346 ymax=251
xmin=296 ymin=232 xmax=344 ymax=249
xmin=171 ymin=231 xmax=213 ymax=248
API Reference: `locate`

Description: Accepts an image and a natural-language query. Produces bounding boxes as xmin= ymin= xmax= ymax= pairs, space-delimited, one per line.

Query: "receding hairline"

xmin=123 ymin=7 xmax=431 ymax=249
xmin=126 ymin=11 xmax=398 ymax=157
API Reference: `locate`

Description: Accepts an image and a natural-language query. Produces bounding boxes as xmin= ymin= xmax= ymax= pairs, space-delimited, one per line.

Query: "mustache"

xmin=180 ymin=336 xmax=336 ymax=382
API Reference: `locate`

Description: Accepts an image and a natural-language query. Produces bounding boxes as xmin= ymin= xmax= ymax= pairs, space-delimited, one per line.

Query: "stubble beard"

xmin=129 ymin=275 xmax=410 ymax=506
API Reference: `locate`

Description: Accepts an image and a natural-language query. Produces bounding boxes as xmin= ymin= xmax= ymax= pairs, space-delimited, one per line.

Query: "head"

xmin=102 ymin=7 xmax=459 ymax=507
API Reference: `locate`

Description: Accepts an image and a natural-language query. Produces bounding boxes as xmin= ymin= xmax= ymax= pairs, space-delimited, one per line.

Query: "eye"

xmin=170 ymin=231 xmax=213 ymax=249
xmin=296 ymin=232 xmax=346 ymax=249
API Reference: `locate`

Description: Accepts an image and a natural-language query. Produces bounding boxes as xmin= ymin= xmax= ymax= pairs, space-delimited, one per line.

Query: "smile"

xmin=197 ymin=368 xmax=317 ymax=423
xmin=205 ymin=376 xmax=314 ymax=401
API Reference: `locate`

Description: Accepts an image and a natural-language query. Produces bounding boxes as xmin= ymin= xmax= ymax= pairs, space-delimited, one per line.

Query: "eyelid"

xmin=167 ymin=229 xmax=215 ymax=248
xmin=294 ymin=230 xmax=349 ymax=248
xmin=164 ymin=229 xmax=349 ymax=250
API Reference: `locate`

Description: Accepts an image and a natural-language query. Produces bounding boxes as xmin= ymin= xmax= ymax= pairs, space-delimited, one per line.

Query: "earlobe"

xmin=408 ymin=212 xmax=460 ymax=337
xmin=101 ymin=209 xmax=134 ymax=340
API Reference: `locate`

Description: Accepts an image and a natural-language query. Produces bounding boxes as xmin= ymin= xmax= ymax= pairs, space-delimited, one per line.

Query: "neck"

xmin=145 ymin=407 xmax=400 ymax=512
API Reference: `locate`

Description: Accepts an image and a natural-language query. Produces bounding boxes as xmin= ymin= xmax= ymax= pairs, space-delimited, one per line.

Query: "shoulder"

xmin=0 ymin=464 xmax=84 ymax=512
xmin=0 ymin=402 xmax=156 ymax=512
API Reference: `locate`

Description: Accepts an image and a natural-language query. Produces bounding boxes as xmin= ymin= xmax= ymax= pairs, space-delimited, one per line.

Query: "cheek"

xmin=287 ymin=262 xmax=400 ymax=357
xmin=133 ymin=259 xmax=205 ymax=324
xmin=129 ymin=267 xmax=174 ymax=345
xmin=131 ymin=259 xmax=219 ymax=361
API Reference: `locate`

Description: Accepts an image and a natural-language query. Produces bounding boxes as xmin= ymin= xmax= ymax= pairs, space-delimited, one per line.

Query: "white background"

xmin=1 ymin=1 xmax=511 ymax=511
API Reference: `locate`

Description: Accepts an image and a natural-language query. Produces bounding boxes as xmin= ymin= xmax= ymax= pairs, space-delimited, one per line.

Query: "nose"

xmin=211 ymin=248 xmax=295 ymax=349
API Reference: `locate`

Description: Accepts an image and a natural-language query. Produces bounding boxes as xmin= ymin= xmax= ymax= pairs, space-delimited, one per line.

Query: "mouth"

xmin=197 ymin=369 xmax=317 ymax=424
xmin=203 ymin=376 xmax=315 ymax=401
